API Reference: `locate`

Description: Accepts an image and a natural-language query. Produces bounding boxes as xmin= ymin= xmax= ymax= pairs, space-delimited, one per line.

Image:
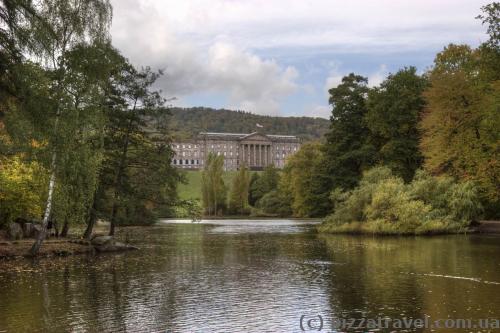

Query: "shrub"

xmin=257 ymin=190 xmax=293 ymax=217
xmin=319 ymin=167 xmax=483 ymax=235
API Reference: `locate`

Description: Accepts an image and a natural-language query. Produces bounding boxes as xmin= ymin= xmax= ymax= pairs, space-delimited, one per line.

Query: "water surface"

xmin=1 ymin=219 xmax=499 ymax=332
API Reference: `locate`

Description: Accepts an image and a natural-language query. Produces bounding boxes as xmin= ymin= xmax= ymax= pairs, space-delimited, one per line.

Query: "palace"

xmin=171 ymin=132 xmax=300 ymax=171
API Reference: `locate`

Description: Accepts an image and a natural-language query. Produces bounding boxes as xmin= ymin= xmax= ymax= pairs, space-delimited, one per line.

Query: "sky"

xmin=110 ymin=0 xmax=490 ymax=119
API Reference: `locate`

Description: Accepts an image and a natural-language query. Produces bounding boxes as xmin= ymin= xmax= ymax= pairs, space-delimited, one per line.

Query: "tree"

xmin=476 ymin=2 xmax=500 ymax=49
xmin=201 ymin=153 xmax=226 ymax=216
xmin=365 ymin=67 xmax=428 ymax=181
xmin=280 ymin=142 xmax=332 ymax=217
xmin=88 ymin=65 xmax=179 ymax=236
xmin=26 ymin=0 xmax=112 ymax=255
xmin=420 ymin=43 xmax=500 ymax=217
xmin=323 ymin=73 xmax=375 ymax=191
xmin=249 ymin=165 xmax=279 ymax=206
xmin=228 ymin=165 xmax=250 ymax=215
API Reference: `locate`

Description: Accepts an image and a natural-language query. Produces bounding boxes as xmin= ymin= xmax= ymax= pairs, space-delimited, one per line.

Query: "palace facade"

xmin=171 ymin=132 xmax=300 ymax=171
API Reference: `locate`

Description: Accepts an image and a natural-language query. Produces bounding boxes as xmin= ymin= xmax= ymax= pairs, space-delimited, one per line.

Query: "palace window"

xmin=173 ymin=159 xmax=177 ymax=165
xmin=185 ymin=159 xmax=189 ymax=165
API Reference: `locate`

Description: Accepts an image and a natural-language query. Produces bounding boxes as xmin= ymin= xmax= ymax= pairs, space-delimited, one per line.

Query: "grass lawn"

xmin=177 ymin=170 xmax=259 ymax=201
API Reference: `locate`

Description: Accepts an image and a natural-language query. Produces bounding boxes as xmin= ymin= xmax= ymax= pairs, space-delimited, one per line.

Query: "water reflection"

xmin=0 ymin=221 xmax=499 ymax=332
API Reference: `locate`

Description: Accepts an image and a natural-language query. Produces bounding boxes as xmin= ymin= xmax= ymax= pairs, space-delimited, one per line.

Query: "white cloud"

xmin=110 ymin=0 xmax=299 ymax=115
xmin=110 ymin=0 xmax=489 ymax=116
xmin=114 ymin=0 xmax=488 ymax=52
xmin=368 ymin=64 xmax=388 ymax=87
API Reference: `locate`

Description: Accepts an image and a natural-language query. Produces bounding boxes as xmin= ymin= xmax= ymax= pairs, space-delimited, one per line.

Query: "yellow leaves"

xmin=420 ymin=45 xmax=500 ymax=206
xmin=29 ymin=139 xmax=47 ymax=149
xmin=0 ymin=155 xmax=46 ymax=222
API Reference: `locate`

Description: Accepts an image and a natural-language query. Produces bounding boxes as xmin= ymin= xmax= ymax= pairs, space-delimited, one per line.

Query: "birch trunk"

xmin=30 ymin=151 xmax=57 ymax=256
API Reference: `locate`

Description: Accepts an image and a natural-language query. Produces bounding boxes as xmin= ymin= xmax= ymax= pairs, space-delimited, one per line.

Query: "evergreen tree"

xmin=323 ymin=74 xmax=375 ymax=191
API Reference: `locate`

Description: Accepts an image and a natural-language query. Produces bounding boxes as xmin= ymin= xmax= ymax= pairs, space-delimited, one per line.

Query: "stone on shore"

xmin=91 ymin=235 xmax=138 ymax=252
xmin=7 ymin=223 xmax=23 ymax=240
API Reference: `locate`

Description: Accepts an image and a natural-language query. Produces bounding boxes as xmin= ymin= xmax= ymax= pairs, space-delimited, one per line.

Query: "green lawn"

xmin=177 ymin=170 xmax=259 ymax=201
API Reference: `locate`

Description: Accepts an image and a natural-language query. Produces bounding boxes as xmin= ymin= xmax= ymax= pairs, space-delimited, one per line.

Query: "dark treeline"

xmin=168 ymin=107 xmax=330 ymax=141
xmin=0 ymin=0 xmax=181 ymax=255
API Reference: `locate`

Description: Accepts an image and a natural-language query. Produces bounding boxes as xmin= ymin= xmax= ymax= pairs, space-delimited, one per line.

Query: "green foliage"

xmin=257 ymin=189 xmax=293 ymax=217
xmin=228 ymin=165 xmax=251 ymax=215
xmin=323 ymin=73 xmax=376 ymax=190
xmin=201 ymin=153 xmax=227 ymax=216
xmin=0 ymin=155 xmax=46 ymax=225
xmin=319 ymin=167 xmax=483 ymax=235
xmin=249 ymin=165 xmax=279 ymax=206
xmin=420 ymin=43 xmax=500 ymax=216
xmin=280 ymin=142 xmax=332 ymax=217
xmin=168 ymin=107 xmax=330 ymax=142
xmin=477 ymin=2 xmax=500 ymax=48
xmin=366 ymin=67 xmax=427 ymax=181
xmin=96 ymin=65 xmax=180 ymax=229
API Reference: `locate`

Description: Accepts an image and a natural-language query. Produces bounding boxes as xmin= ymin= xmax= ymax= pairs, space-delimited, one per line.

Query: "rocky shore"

xmin=0 ymin=236 xmax=138 ymax=259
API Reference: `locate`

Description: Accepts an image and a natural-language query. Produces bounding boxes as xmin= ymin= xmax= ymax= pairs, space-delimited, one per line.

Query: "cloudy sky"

xmin=110 ymin=0 xmax=490 ymax=118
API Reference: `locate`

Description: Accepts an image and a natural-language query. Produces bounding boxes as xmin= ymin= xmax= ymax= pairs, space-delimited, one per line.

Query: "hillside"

xmin=167 ymin=107 xmax=330 ymax=141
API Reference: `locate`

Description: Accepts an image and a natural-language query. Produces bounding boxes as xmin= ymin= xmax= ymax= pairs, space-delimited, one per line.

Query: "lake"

xmin=1 ymin=219 xmax=499 ymax=332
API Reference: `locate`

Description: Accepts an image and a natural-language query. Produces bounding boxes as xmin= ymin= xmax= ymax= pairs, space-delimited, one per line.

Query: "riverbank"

xmin=0 ymin=223 xmax=139 ymax=259
xmin=317 ymin=220 xmax=500 ymax=236
xmin=0 ymin=239 xmax=93 ymax=259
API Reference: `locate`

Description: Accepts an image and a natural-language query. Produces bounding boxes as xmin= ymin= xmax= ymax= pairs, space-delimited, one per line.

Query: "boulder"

xmin=22 ymin=223 xmax=35 ymax=238
xmin=90 ymin=235 xmax=138 ymax=252
xmin=94 ymin=240 xmax=137 ymax=253
xmin=91 ymin=235 xmax=114 ymax=246
xmin=7 ymin=223 xmax=23 ymax=240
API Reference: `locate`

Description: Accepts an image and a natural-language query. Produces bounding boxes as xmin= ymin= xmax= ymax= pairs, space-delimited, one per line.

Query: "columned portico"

xmin=172 ymin=131 xmax=299 ymax=171
xmin=239 ymin=141 xmax=273 ymax=169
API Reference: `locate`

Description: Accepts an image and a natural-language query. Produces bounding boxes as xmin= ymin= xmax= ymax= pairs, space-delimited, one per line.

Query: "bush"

xmin=319 ymin=167 xmax=483 ymax=235
xmin=257 ymin=190 xmax=293 ymax=217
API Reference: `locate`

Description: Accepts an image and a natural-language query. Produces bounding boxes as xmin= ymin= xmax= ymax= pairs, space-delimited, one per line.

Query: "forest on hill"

xmin=167 ymin=107 xmax=330 ymax=141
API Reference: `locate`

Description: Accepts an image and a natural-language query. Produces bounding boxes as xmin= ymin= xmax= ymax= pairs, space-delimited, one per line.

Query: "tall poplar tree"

xmin=229 ymin=165 xmax=250 ymax=215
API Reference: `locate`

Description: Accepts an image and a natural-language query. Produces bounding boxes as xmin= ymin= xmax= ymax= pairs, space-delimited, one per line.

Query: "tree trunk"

xmin=83 ymin=196 xmax=99 ymax=240
xmin=109 ymin=201 xmax=118 ymax=236
xmin=30 ymin=152 xmax=57 ymax=256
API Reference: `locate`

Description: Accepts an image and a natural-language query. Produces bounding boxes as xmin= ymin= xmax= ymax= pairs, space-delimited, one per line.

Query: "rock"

xmin=94 ymin=241 xmax=137 ymax=253
xmin=91 ymin=235 xmax=114 ymax=246
xmin=22 ymin=223 xmax=35 ymax=238
xmin=32 ymin=224 xmax=43 ymax=239
xmin=7 ymin=223 xmax=23 ymax=240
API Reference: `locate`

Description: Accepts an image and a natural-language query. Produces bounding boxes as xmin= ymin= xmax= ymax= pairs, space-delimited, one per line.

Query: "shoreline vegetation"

xmin=317 ymin=167 xmax=484 ymax=236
